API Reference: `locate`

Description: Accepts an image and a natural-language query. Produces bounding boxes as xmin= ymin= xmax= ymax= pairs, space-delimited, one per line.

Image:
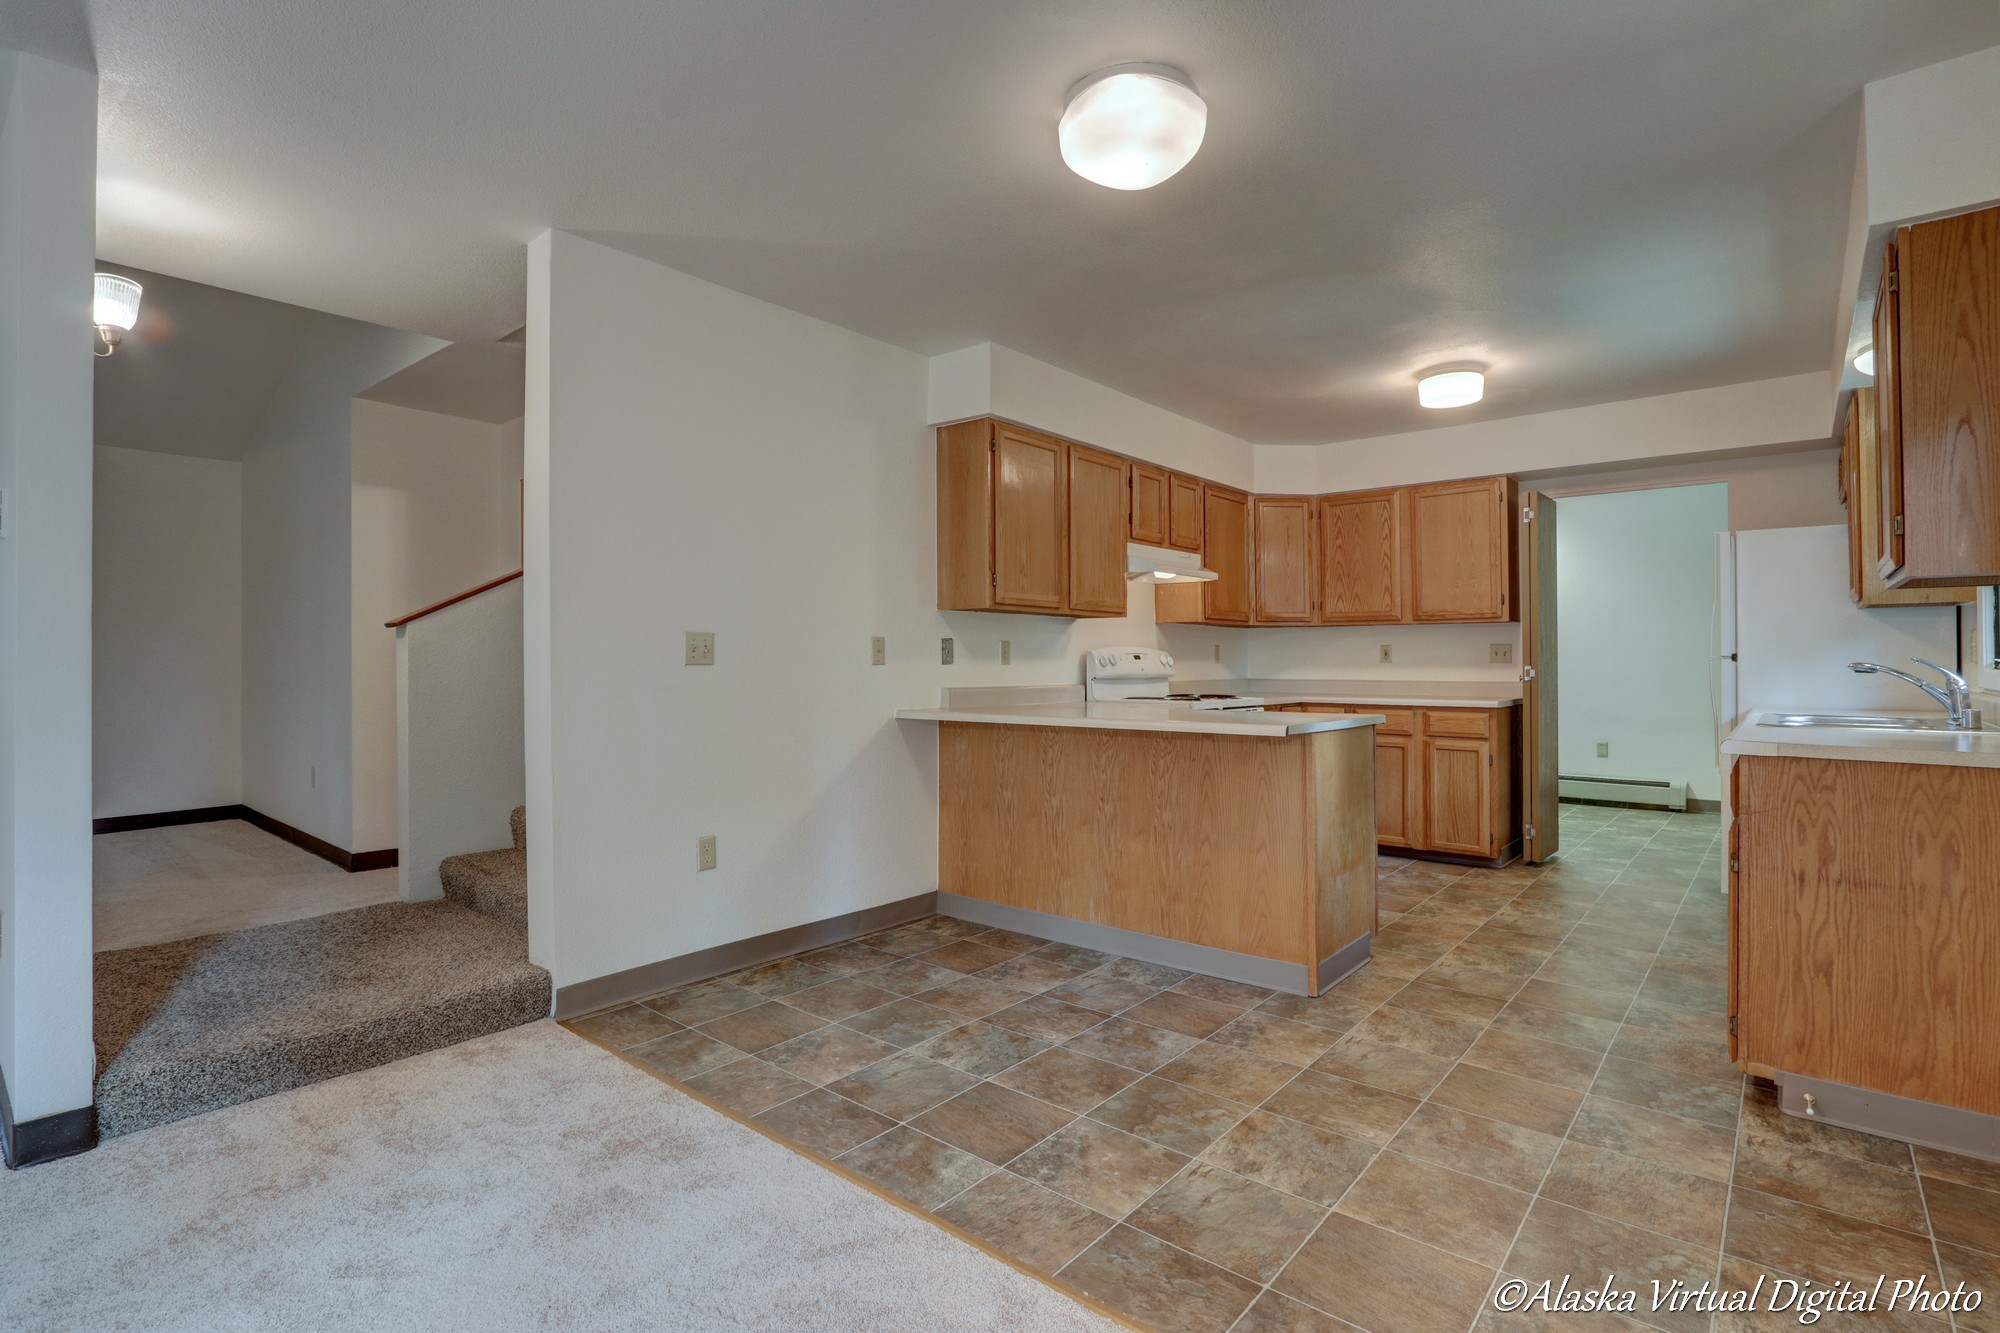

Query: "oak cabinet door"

xmin=1408 ymin=477 xmax=1516 ymax=622
xmin=1201 ymin=486 xmax=1253 ymax=625
xmin=1375 ymin=734 xmax=1415 ymax=849
xmin=1422 ymin=736 xmax=1494 ymax=856
xmin=1318 ymin=489 xmax=1407 ymax=624
xmin=1067 ymin=445 xmax=1130 ymax=616
xmin=992 ymin=426 xmax=1066 ymax=610
xmin=1130 ymin=463 xmax=1169 ymax=546
xmin=1875 ymin=240 xmax=1905 ymax=582
xmin=1252 ymin=496 xmax=1316 ymax=624
xmin=1168 ymin=473 xmax=1204 ymax=551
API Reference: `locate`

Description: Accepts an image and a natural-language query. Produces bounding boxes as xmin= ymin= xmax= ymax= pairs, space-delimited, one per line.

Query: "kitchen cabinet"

xmin=1253 ymin=496 xmax=1317 ymax=624
xmin=1409 ymin=477 xmax=1517 ymax=622
xmin=1168 ymin=473 xmax=1203 ymax=551
xmin=1201 ymin=486 xmax=1254 ymax=625
xmin=1876 ymin=206 xmax=2000 ymax=588
xmin=1318 ymin=488 xmax=1407 ymax=624
xmin=1838 ymin=388 xmax=1974 ymax=607
xmin=1129 ymin=463 xmax=1169 ymax=546
xmin=935 ymin=418 xmax=1121 ymax=618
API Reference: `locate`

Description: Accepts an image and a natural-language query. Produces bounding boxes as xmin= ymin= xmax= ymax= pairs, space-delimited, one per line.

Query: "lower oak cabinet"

xmin=1729 ymin=754 xmax=2000 ymax=1116
xmin=1275 ymin=704 xmax=1519 ymax=863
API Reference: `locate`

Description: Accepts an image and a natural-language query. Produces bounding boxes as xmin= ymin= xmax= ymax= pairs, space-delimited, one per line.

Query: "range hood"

xmin=1126 ymin=542 xmax=1218 ymax=584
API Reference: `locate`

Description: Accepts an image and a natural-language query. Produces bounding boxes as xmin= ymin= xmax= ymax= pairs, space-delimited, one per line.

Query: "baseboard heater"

xmin=1558 ymin=774 xmax=1688 ymax=811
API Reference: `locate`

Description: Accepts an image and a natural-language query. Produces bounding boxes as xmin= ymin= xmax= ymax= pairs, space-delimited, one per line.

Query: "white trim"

xmin=1979 ymin=588 xmax=2000 ymax=693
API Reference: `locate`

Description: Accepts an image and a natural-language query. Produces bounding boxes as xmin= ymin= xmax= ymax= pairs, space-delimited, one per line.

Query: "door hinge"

xmin=1728 ymin=1015 xmax=1739 ymax=1036
xmin=990 ymin=573 xmax=998 ymax=588
xmin=1524 ymin=823 xmax=1537 ymax=840
xmin=1892 ymin=515 xmax=1904 ymax=535
xmin=1729 ymin=852 xmax=1740 ymax=873
xmin=1884 ymin=271 xmax=1898 ymax=294
xmin=1520 ymin=665 xmax=1536 ymax=682
xmin=1488 ymin=754 xmax=1494 ymax=767
xmin=1521 ymin=506 xmax=1534 ymax=523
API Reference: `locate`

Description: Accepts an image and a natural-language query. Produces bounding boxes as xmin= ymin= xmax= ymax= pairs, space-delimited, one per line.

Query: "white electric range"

xmin=1084 ymin=647 xmax=1265 ymax=711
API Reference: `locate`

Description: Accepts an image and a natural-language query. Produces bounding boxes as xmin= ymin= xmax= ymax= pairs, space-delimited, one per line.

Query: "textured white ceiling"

xmin=25 ymin=0 xmax=2000 ymax=442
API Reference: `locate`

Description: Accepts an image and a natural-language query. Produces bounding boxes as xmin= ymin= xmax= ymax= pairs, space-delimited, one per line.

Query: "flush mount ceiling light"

xmin=1853 ymin=346 xmax=1876 ymax=377
xmin=93 ymin=273 xmax=143 ymax=358
xmin=1058 ymin=63 xmax=1207 ymax=190
xmin=1417 ymin=367 xmax=1485 ymax=409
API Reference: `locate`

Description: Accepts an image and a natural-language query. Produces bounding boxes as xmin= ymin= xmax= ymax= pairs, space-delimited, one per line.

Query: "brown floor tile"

xmin=1724 ymin=1188 xmax=1942 ymax=1290
xmin=1094 ymin=956 xmax=1193 ymax=989
xmin=1590 ymin=1055 xmax=1739 ymax=1129
xmin=1924 ymin=1177 xmax=2000 ymax=1257
xmin=856 ymin=956 xmax=964 ymax=996
xmin=1389 ymin=980 xmax=1508 ymax=1023
xmin=919 ymin=938 xmax=1017 ymax=974
xmin=1201 ymin=1109 xmax=1379 ymax=1207
xmin=1736 ymin=1083 xmax=1910 ymax=1168
xmin=1062 ymin=1016 xmax=1200 ymax=1072
xmin=1012 ymin=1117 xmax=1190 ymax=1217
xmin=1044 ymin=972 xmax=1163 ymax=1015
xmin=797 ymin=939 xmax=900 ymax=974
xmin=1385 ymin=1102 xmax=1563 ymax=1193
xmin=934 ymin=1170 xmax=1111 ymax=1272
xmin=682 ymin=1057 xmax=815 ymax=1116
xmin=1462 ymin=1028 xmax=1602 ymax=1091
xmin=1731 ymin=1132 xmax=1929 ymax=1233
xmin=1485 ymin=999 xmax=1622 ymax=1054
xmin=1566 ymin=1095 xmax=1736 ymax=1183
xmin=984 ymin=993 xmax=1105 ymax=1042
xmin=626 ymin=1028 xmax=745 ymax=1081
xmin=858 ymin=921 xmax=957 ymax=957
xmin=966 ymin=926 xmax=1047 ymax=954
xmin=1511 ymin=977 xmax=1633 ymax=1022
xmin=782 ymin=975 xmax=902 ymax=1021
xmin=1341 ymin=955 xmax=1432 ymax=991
xmin=756 ymin=1024 xmax=899 ymax=1084
xmin=1916 ymin=1146 xmax=2000 ymax=1194
xmin=1347 ymin=1003 xmax=1490 ymax=1060
xmin=1264 ymin=1069 xmax=1421 ymax=1146
xmin=834 ymin=1124 xmax=994 ymax=1209
xmin=640 ymin=978 xmax=761 ymax=1026
xmin=912 ymin=1019 xmax=1049 ymax=1077
xmin=725 ymin=956 xmax=835 ymax=997
xmin=1124 ymin=991 xmax=1244 ymax=1040
xmin=752 ymin=1087 xmax=896 ymax=1157
xmin=838 ymin=997 xmax=965 ymax=1049
xmin=1634 ymin=956 xmax=1727 ymax=1013
xmin=1172 ymin=975 xmax=1275 ymax=1008
xmin=1277 ymin=1212 xmax=1498 ymax=1333
xmin=1506 ymin=1198 xmax=1718 ymax=1333
xmin=1540 ymin=1140 xmax=1726 ymax=1247
xmin=973 ymin=954 xmax=1092 ymax=993
xmin=1206 ymin=1012 xmax=1341 ymax=1067
xmin=570 ymin=1003 xmax=683 ymax=1049
xmin=695 ymin=1000 xmax=828 ymax=1054
xmin=1710 ymin=1255 xmax=1939 ymax=1333
xmin=1309 ymin=1033 xmax=1455 ymax=1098
xmin=1235 ymin=1291 xmax=1353 ymax=1333
xmin=1129 ymin=1161 xmax=1327 ymax=1282
xmin=910 ymin=1081 xmax=1074 ymax=1165
xmin=1092 ymin=1075 xmax=1252 ymax=1156
xmin=1338 ymin=1150 xmax=1534 ymax=1266
xmin=1255 ymin=990 xmax=1375 ymax=1033
xmin=1607 ymin=1001 xmax=1737 ymax=1082
xmin=1059 ymin=1224 xmax=1262 ymax=1333
xmin=1534 ymin=950 xmax=1651 ymax=994
xmin=991 ymin=1045 xmax=1142 ymax=1113
xmin=1156 ymin=1043 xmax=1299 ymax=1104
xmin=825 ymin=1050 xmax=980 ymax=1120
xmin=1938 ymin=1243 xmax=2000 ymax=1332
xmin=911 ymin=974 xmax=1030 ymax=1019
xmin=1030 ymin=941 xmax=1115 ymax=971
xmin=1430 ymin=1062 xmax=1583 ymax=1137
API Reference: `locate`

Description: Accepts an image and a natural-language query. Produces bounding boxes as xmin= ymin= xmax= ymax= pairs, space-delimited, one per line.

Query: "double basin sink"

xmin=1759 ymin=713 xmax=1988 ymax=733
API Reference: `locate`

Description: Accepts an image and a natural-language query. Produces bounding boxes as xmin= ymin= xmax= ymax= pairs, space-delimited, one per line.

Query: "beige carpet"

xmin=0 ymin=1021 xmax=1123 ymax=1332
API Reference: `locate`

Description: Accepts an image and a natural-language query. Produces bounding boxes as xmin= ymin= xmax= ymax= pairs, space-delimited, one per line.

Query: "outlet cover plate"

xmin=940 ymin=637 xmax=954 ymax=666
xmin=696 ymin=835 xmax=718 ymax=871
xmin=685 ymin=631 xmax=715 ymax=666
xmin=870 ymin=636 xmax=886 ymax=666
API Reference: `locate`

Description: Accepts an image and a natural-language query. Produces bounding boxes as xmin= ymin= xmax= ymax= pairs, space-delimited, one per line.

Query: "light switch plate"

xmin=1596 ymin=741 xmax=1610 ymax=758
xmin=685 ymin=631 xmax=715 ymax=666
xmin=1378 ymin=644 xmax=1394 ymax=664
xmin=1489 ymin=643 xmax=1513 ymax=664
xmin=1000 ymin=639 xmax=1011 ymax=666
xmin=696 ymin=835 xmax=717 ymax=871
xmin=870 ymin=636 xmax=886 ymax=666
xmin=940 ymin=637 xmax=954 ymax=666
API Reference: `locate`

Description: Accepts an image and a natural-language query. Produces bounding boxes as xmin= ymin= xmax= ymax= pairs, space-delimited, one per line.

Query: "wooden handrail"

xmin=385 ymin=570 xmax=523 ymax=629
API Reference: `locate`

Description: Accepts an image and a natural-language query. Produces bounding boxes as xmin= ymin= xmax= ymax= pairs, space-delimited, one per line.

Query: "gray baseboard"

xmin=1778 ymin=1073 xmax=2000 ymax=1164
xmin=556 ymin=892 xmax=939 ymax=1019
xmin=936 ymin=893 xmax=1365 ymax=997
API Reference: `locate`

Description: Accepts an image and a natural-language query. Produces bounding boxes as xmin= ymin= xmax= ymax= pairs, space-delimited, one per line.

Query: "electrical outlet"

xmin=1379 ymin=644 xmax=1394 ymax=664
xmin=1596 ymin=741 xmax=1610 ymax=758
xmin=940 ymin=637 xmax=954 ymax=666
xmin=696 ymin=835 xmax=718 ymax=871
xmin=1489 ymin=643 xmax=1513 ymax=664
xmin=685 ymin=631 xmax=715 ymax=666
xmin=1000 ymin=639 xmax=1011 ymax=665
xmin=870 ymin=636 xmax=886 ymax=666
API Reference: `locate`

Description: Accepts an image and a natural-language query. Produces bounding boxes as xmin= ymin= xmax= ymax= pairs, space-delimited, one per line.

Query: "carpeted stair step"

xmin=93 ymin=901 xmax=550 ymax=1137
xmin=511 ymin=805 xmax=526 ymax=851
xmin=439 ymin=846 xmax=527 ymax=929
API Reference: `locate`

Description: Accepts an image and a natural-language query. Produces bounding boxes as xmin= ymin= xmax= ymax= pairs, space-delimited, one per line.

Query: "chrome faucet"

xmin=1848 ymin=658 xmax=1981 ymax=729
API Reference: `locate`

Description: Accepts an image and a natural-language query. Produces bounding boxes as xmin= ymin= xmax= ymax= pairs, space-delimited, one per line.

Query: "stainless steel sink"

xmin=1758 ymin=713 xmax=1978 ymax=732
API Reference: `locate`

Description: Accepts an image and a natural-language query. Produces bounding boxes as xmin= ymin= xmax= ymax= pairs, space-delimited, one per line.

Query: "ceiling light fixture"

xmin=93 ymin=273 xmax=143 ymax=357
xmin=1853 ymin=346 xmax=1875 ymax=378
xmin=1417 ymin=368 xmax=1485 ymax=409
xmin=1058 ymin=63 xmax=1206 ymax=191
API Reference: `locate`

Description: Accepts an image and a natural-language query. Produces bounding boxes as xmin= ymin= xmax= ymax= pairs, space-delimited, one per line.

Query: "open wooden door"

xmin=1519 ymin=492 xmax=1559 ymax=863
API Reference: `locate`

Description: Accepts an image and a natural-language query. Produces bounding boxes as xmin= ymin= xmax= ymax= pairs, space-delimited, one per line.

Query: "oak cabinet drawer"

xmin=1371 ymin=709 xmax=1414 ymax=736
xmin=1422 ymin=709 xmax=1495 ymax=740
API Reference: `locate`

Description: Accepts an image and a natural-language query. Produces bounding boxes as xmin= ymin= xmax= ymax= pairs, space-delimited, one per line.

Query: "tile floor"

xmin=572 ymin=806 xmax=1999 ymax=1333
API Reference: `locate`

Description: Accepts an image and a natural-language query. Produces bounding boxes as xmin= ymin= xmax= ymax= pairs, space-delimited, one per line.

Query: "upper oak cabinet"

xmin=1252 ymin=496 xmax=1317 ymax=624
xmin=1129 ymin=463 xmax=1169 ymax=546
xmin=1201 ymin=485 xmax=1254 ymax=625
xmin=936 ymin=418 xmax=1123 ymax=618
xmin=1876 ymin=205 xmax=2000 ymax=588
xmin=1318 ymin=488 xmax=1407 ymax=624
xmin=1839 ymin=388 xmax=1974 ymax=607
xmin=1408 ymin=477 xmax=1517 ymax=623
xmin=1167 ymin=473 xmax=1204 ymax=551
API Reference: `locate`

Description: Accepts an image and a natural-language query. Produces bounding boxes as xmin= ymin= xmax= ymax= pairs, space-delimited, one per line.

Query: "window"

xmin=1982 ymin=589 xmax=2000 ymax=692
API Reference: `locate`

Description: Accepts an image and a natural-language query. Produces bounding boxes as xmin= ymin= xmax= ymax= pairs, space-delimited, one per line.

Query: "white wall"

xmin=0 ymin=50 xmax=96 ymax=1125
xmin=1555 ymin=485 xmax=1729 ymax=800
xmin=92 ymin=447 xmax=243 ymax=818
xmin=1528 ymin=447 xmax=1844 ymax=532
xmin=398 ymin=578 xmax=525 ymax=901
xmin=350 ymin=399 xmax=521 ymax=853
xmin=240 ymin=315 xmax=443 ymax=853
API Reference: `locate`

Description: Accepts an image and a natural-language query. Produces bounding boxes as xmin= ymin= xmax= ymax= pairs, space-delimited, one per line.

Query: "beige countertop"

xmin=1261 ymin=691 xmax=1520 ymax=710
xmin=893 ymin=700 xmax=1385 ymax=738
xmin=1721 ymin=709 xmax=2000 ymax=770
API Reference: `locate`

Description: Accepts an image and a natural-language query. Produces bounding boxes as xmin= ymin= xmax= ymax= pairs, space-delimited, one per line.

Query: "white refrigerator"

xmin=1713 ymin=524 xmax=1961 ymax=857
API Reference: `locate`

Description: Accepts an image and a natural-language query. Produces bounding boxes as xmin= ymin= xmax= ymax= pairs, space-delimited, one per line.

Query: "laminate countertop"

xmin=1721 ymin=710 xmax=2000 ymax=770
xmin=1262 ymin=692 xmax=1520 ymax=710
xmin=893 ymin=701 xmax=1386 ymax=738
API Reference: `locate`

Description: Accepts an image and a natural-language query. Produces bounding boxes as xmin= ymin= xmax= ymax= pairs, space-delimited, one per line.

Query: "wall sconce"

xmin=94 ymin=273 xmax=142 ymax=357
